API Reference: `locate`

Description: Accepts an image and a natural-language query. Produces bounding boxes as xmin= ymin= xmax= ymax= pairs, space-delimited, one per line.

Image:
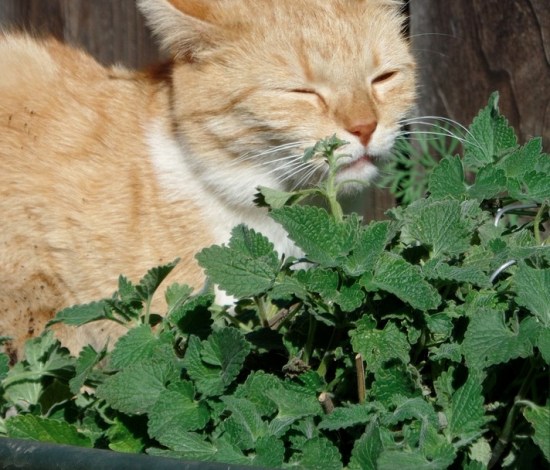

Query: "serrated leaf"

xmin=196 ymin=225 xmax=279 ymax=298
xmin=266 ymin=384 xmax=321 ymax=436
xmin=6 ymin=415 xmax=92 ymax=447
xmin=154 ymin=431 xmax=217 ymax=460
xmin=96 ymin=358 xmax=178 ymax=415
xmin=343 ymin=221 xmax=391 ymax=276
xmin=448 ymin=373 xmax=487 ymax=439
xmin=183 ymin=329 xmax=250 ymax=397
xmin=222 ymin=396 xmax=267 ymax=447
xmin=48 ymin=300 xmax=109 ymax=326
xmin=514 ymin=263 xmax=550 ymax=327
xmin=255 ymin=185 xmax=302 ymax=209
xmin=168 ymin=292 xmax=214 ymax=338
xmin=428 ymin=155 xmax=467 ymax=200
xmin=378 ymin=431 xmax=457 ymax=470
xmin=234 ymin=371 xmax=281 ymax=416
xmin=0 ymin=353 xmax=9 ymax=381
xmin=348 ymin=424 xmax=383 ymax=470
xmin=536 ymin=327 xmax=550 ymax=364
xmin=350 ymin=317 xmax=410 ymax=372
xmin=69 ymin=345 xmax=105 ymax=394
xmin=383 ymin=396 xmax=439 ymax=429
xmin=498 ymin=138 xmax=542 ymax=178
xmin=319 ymin=403 xmax=382 ymax=430
xmin=148 ymin=381 xmax=210 ymax=444
xmin=106 ymin=418 xmax=146 ymax=453
xmin=110 ymin=325 xmax=172 ymax=369
xmin=523 ymin=403 xmax=550 ymax=461
xmin=462 ymin=308 xmax=536 ymax=370
xmin=423 ymin=260 xmax=490 ymax=288
xmin=290 ymin=437 xmax=342 ymax=470
xmin=253 ymin=435 xmax=285 ymax=468
xmin=164 ymin=282 xmax=193 ymax=309
xmin=508 ymin=171 xmax=550 ymax=202
xmin=136 ymin=259 xmax=179 ymax=302
xmin=404 ymin=199 xmax=472 ymax=257
xmin=468 ymin=165 xmax=507 ymax=200
xmin=464 ymin=92 xmax=517 ymax=169
xmin=371 ymin=364 xmax=419 ymax=406
xmin=270 ymin=205 xmax=358 ymax=267
xmin=366 ymin=252 xmax=441 ymax=311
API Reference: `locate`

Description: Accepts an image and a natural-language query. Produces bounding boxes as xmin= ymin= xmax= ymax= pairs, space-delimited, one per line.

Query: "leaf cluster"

xmin=0 ymin=93 xmax=548 ymax=469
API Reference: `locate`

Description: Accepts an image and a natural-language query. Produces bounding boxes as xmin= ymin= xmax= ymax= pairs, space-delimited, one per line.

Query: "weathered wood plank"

xmin=410 ymin=0 xmax=550 ymax=148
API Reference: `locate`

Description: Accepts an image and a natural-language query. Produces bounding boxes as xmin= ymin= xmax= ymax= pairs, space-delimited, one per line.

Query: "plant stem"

xmin=488 ymin=358 xmax=537 ymax=469
xmin=355 ymin=354 xmax=366 ymax=404
xmin=303 ymin=316 xmax=317 ymax=365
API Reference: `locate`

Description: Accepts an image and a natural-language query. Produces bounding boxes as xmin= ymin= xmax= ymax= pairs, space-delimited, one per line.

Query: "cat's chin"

xmin=335 ymin=154 xmax=379 ymax=188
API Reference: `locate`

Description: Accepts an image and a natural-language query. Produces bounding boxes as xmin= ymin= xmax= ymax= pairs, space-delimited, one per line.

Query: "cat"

xmin=0 ymin=0 xmax=415 ymax=361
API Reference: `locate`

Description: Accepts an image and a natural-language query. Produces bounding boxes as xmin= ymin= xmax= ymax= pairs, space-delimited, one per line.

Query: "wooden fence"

xmin=1 ymin=0 xmax=548 ymax=219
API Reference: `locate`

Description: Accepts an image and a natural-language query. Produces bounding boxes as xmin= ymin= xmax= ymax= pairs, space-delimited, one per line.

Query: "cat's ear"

xmin=137 ymin=0 xmax=223 ymax=59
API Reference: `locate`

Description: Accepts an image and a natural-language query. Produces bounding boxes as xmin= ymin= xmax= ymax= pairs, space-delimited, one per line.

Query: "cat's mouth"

xmin=337 ymin=154 xmax=374 ymax=172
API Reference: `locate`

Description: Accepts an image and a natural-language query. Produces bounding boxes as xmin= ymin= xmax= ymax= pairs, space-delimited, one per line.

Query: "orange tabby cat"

xmin=0 ymin=0 xmax=415 ymax=360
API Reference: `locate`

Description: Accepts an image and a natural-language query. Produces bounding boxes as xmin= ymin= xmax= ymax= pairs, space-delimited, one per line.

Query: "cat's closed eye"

xmin=372 ymin=70 xmax=398 ymax=85
xmin=290 ymin=88 xmax=328 ymax=107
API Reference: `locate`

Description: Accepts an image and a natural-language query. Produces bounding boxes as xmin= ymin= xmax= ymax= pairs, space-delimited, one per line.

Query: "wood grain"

xmin=0 ymin=0 xmax=159 ymax=67
xmin=410 ymin=0 xmax=550 ymax=149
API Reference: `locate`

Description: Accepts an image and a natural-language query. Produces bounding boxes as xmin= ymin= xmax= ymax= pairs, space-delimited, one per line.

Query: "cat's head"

xmin=139 ymin=0 xmax=415 ymax=201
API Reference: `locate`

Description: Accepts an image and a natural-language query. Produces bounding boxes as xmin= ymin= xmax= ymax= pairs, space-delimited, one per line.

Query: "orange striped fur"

xmin=0 ymin=0 xmax=415 ymax=360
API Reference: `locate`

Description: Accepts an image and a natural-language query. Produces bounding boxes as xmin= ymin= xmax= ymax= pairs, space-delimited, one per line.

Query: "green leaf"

xmin=266 ymin=384 xmax=321 ymax=436
xmin=168 ymin=292 xmax=214 ymax=338
xmin=468 ymin=165 xmax=507 ymax=200
xmin=234 ymin=371 xmax=280 ymax=416
xmin=48 ymin=300 xmax=109 ymax=326
xmin=508 ymin=171 xmax=550 ymax=202
xmin=348 ymin=424 xmax=383 ymax=470
xmin=350 ymin=316 xmax=410 ymax=372
xmin=428 ymin=155 xmax=467 ymax=200
xmin=154 ymin=431 xmax=217 ymax=460
xmin=513 ymin=263 xmax=550 ymax=326
xmin=498 ymin=138 xmax=542 ymax=178
xmin=343 ymin=221 xmax=391 ymax=276
xmin=462 ymin=308 xmax=536 ymax=370
xmin=0 ymin=353 xmax=9 ymax=381
xmin=319 ymin=403 xmax=382 ymax=430
xmin=366 ymin=252 xmax=441 ymax=311
xmin=136 ymin=259 xmax=179 ymax=302
xmin=6 ymin=415 xmax=92 ymax=447
xmin=255 ymin=185 xmax=303 ymax=209
xmin=522 ymin=403 xmax=550 ymax=461
xmin=148 ymin=381 xmax=210 ymax=444
xmin=383 ymin=396 xmax=439 ymax=429
xmin=448 ymin=373 xmax=487 ymax=440
xmin=96 ymin=358 xmax=178 ymax=415
xmin=106 ymin=418 xmax=146 ymax=453
xmin=404 ymin=199 xmax=472 ymax=257
xmin=536 ymin=326 xmax=550 ymax=364
xmin=164 ymin=282 xmax=193 ymax=309
xmin=222 ymin=396 xmax=267 ymax=447
xmin=464 ymin=92 xmax=517 ymax=169
xmin=69 ymin=345 xmax=105 ymax=394
xmin=110 ymin=325 xmax=172 ymax=369
xmin=371 ymin=363 xmax=419 ymax=406
xmin=183 ymin=329 xmax=251 ymax=397
xmin=252 ymin=435 xmax=285 ymax=468
xmin=196 ymin=225 xmax=279 ymax=298
xmin=270 ymin=205 xmax=358 ymax=267
xmin=289 ymin=437 xmax=342 ymax=470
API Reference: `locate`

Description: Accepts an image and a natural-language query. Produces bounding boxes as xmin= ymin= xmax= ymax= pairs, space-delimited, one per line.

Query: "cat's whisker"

xmin=398 ymin=116 xmax=484 ymax=151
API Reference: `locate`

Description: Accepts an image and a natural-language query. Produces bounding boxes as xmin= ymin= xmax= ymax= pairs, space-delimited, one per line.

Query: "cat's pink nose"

xmin=348 ymin=121 xmax=378 ymax=146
